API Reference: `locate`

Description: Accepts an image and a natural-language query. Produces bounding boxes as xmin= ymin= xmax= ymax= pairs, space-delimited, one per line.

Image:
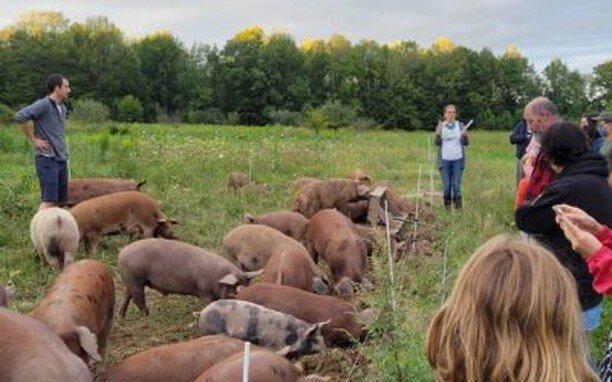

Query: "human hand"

xmin=32 ymin=137 xmax=50 ymax=150
xmin=553 ymin=204 xmax=604 ymax=235
xmin=556 ymin=215 xmax=603 ymax=259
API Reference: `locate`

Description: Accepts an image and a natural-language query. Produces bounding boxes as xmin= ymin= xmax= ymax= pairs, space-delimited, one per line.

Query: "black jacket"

xmin=515 ymin=152 xmax=612 ymax=310
xmin=509 ymin=119 xmax=531 ymax=159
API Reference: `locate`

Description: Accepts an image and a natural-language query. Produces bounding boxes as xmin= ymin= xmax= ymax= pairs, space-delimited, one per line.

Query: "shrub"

xmin=116 ymin=95 xmax=144 ymax=123
xmin=303 ymin=109 xmax=328 ymax=135
xmin=183 ymin=108 xmax=225 ymax=125
xmin=267 ymin=109 xmax=303 ymax=126
xmin=352 ymin=117 xmax=378 ymax=133
xmin=318 ymin=100 xmax=357 ymax=129
xmin=0 ymin=103 xmax=14 ymax=124
xmin=225 ymin=111 xmax=240 ymax=125
xmin=70 ymin=99 xmax=110 ymax=122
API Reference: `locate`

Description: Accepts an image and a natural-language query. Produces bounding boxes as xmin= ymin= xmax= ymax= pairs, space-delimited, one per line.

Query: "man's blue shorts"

xmin=34 ymin=155 xmax=68 ymax=203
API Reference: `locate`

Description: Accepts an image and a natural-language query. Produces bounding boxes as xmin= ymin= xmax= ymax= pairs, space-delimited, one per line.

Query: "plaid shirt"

xmin=525 ymin=151 xmax=557 ymax=202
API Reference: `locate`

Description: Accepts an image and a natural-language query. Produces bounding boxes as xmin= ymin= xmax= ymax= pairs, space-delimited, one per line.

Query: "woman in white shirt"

xmin=434 ymin=104 xmax=469 ymax=209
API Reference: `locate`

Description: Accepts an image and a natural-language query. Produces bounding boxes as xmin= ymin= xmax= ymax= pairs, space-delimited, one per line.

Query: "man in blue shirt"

xmin=14 ymin=74 xmax=71 ymax=210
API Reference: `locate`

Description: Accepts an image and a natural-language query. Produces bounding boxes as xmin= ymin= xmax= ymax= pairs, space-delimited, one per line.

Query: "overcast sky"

xmin=1 ymin=1 xmax=610 ymax=74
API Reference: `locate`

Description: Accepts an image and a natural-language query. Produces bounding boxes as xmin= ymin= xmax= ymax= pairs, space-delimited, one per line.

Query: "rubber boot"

xmin=453 ymin=196 xmax=462 ymax=210
xmin=444 ymin=198 xmax=452 ymax=211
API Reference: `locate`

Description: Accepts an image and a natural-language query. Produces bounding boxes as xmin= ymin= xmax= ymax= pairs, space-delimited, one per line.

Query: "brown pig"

xmin=0 ymin=308 xmax=92 ymax=382
xmin=294 ymin=176 xmax=320 ymax=190
xmin=235 ymin=283 xmax=364 ymax=347
xmin=306 ymin=209 xmax=368 ymax=295
xmin=66 ymin=178 xmax=145 ymax=207
xmin=244 ymin=210 xmax=309 ymax=244
xmin=346 ymin=168 xmax=372 ymax=186
xmin=194 ymin=348 xmax=325 ymax=382
xmin=30 ymin=260 xmax=114 ymax=364
xmin=99 ymin=335 xmax=248 ymax=382
xmin=118 ymin=238 xmax=260 ymax=317
xmin=337 ymin=199 xmax=369 ymax=223
xmin=228 ymin=172 xmax=249 ymax=190
xmin=70 ymin=191 xmax=177 ymax=254
xmin=222 ymin=224 xmax=309 ymax=271
xmin=293 ymin=180 xmax=369 ymax=218
xmin=259 ymin=248 xmax=328 ymax=294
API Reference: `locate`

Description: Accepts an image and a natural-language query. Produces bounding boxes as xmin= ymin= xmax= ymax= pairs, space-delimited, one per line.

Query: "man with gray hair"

xmin=522 ymin=96 xmax=563 ymax=201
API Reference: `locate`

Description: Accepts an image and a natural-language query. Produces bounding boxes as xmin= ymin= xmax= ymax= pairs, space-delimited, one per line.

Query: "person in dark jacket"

xmin=515 ymin=122 xmax=612 ymax=333
xmin=509 ymin=119 xmax=531 ymax=186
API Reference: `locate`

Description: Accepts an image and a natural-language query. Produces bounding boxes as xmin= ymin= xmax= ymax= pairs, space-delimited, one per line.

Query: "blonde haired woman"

xmin=426 ymin=235 xmax=598 ymax=382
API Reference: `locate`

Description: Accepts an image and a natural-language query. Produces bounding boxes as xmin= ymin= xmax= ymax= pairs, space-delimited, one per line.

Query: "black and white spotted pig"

xmin=197 ymin=300 xmax=327 ymax=357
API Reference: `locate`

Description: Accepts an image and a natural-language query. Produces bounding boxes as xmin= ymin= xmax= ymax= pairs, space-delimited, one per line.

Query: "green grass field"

xmin=0 ymin=123 xmax=609 ymax=381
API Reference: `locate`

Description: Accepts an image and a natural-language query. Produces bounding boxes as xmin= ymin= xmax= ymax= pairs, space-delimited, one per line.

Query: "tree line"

xmin=1 ymin=11 xmax=610 ymax=129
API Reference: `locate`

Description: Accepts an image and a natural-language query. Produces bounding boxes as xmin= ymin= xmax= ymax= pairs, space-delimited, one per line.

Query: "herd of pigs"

xmin=0 ymin=169 xmax=422 ymax=382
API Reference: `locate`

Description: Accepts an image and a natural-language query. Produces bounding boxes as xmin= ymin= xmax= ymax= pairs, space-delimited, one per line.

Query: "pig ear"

xmin=76 ymin=326 xmax=102 ymax=362
xmin=219 ymin=274 xmax=239 ymax=286
xmin=244 ymin=213 xmax=255 ymax=223
xmin=317 ymin=319 xmax=332 ymax=329
xmin=276 ymin=346 xmax=292 ymax=357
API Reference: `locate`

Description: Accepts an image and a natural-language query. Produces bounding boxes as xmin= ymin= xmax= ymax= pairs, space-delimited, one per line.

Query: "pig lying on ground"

xmin=194 ymin=348 xmax=328 ymax=382
xmin=236 ymin=283 xmax=364 ymax=347
xmin=0 ymin=308 xmax=92 ymax=382
xmin=306 ymin=209 xmax=368 ymax=295
xmin=346 ymin=168 xmax=372 ymax=186
xmin=198 ymin=299 xmax=327 ymax=357
xmin=293 ymin=180 xmax=369 ymax=218
xmin=244 ymin=210 xmax=309 ymax=244
xmin=66 ymin=178 xmax=145 ymax=207
xmin=30 ymin=207 xmax=80 ymax=269
xmin=70 ymin=191 xmax=177 ymax=255
xmin=99 ymin=335 xmax=248 ymax=382
xmin=259 ymin=248 xmax=328 ymax=294
xmin=118 ymin=238 xmax=260 ymax=317
xmin=222 ymin=224 xmax=308 ymax=271
xmin=31 ymin=260 xmax=114 ymax=364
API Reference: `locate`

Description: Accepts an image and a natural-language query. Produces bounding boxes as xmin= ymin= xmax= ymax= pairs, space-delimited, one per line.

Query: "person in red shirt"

xmin=555 ymin=204 xmax=612 ymax=294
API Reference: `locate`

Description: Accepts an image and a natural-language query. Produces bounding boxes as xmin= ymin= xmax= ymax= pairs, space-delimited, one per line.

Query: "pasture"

xmin=0 ymin=123 xmax=609 ymax=381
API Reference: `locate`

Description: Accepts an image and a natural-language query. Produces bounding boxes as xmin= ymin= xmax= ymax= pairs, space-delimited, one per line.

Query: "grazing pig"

xmin=306 ymin=209 xmax=368 ymax=295
xmin=30 ymin=207 xmax=80 ymax=269
xmin=260 ymin=248 xmax=328 ymax=294
xmin=198 ymin=300 xmax=327 ymax=357
xmin=70 ymin=191 xmax=177 ymax=254
xmin=118 ymin=238 xmax=260 ymax=317
xmin=294 ymin=176 xmax=320 ymax=190
xmin=67 ymin=178 xmax=145 ymax=207
xmin=194 ymin=348 xmax=325 ymax=382
xmin=99 ymin=335 xmax=248 ymax=382
xmin=31 ymin=260 xmax=114 ymax=364
xmin=337 ymin=199 xmax=369 ymax=223
xmin=293 ymin=180 xmax=370 ymax=218
xmin=244 ymin=210 xmax=309 ymax=244
xmin=222 ymin=224 xmax=308 ymax=271
xmin=376 ymin=182 xmax=414 ymax=216
xmin=235 ymin=284 xmax=364 ymax=347
xmin=346 ymin=168 xmax=372 ymax=186
xmin=0 ymin=308 xmax=92 ymax=382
